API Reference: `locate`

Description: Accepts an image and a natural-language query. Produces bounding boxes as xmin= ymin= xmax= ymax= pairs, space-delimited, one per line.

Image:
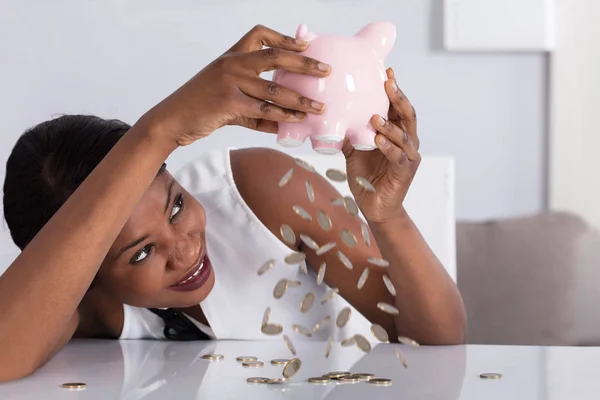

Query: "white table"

xmin=1 ymin=340 xmax=599 ymax=399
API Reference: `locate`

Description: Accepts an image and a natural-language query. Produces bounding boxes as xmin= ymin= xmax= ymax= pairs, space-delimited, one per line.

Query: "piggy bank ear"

xmin=355 ymin=22 xmax=396 ymax=60
xmin=296 ymin=24 xmax=318 ymax=42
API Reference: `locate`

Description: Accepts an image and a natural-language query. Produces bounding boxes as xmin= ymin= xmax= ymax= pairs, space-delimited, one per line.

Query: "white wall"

xmin=0 ymin=0 xmax=547 ymax=256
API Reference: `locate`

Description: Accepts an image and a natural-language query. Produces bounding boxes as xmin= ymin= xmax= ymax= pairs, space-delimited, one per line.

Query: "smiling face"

xmin=93 ymin=170 xmax=215 ymax=309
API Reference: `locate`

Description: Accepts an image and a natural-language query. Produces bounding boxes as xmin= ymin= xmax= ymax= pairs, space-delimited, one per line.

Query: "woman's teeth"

xmin=177 ymin=259 xmax=205 ymax=285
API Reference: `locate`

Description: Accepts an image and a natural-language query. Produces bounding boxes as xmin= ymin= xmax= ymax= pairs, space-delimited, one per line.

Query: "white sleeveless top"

xmin=120 ymin=148 xmax=373 ymax=342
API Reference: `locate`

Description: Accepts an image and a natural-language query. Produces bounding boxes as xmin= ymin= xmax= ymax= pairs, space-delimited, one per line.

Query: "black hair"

xmin=3 ymin=115 xmax=131 ymax=250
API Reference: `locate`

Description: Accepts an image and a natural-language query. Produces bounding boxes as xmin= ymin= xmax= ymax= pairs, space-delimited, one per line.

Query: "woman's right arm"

xmin=0 ymin=25 xmax=329 ymax=382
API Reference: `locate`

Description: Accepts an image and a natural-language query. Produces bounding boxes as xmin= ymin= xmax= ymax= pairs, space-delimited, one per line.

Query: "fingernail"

xmin=311 ymin=100 xmax=325 ymax=110
xmin=317 ymin=62 xmax=330 ymax=72
xmin=378 ymin=135 xmax=389 ymax=147
xmin=295 ymin=111 xmax=305 ymax=119
xmin=296 ymin=39 xmax=309 ymax=46
xmin=378 ymin=116 xmax=386 ymax=125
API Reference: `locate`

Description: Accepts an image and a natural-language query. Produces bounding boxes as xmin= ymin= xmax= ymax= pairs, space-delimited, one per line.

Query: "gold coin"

xmin=271 ymin=358 xmax=291 ymax=366
xmin=370 ymin=324 xmax=389 ymax=342
xmin=316 ymin=262 xmax=326 ymax=285
xmin=361 ymin=223 xmax=371 ymax=247
xmin=300 ymin=234 xmax=319 ymax=251
xmin=293 ymin=205 xmax=313 ymax=221
xmin=257 ymin=259 xmax=275 ymax=276
xmin=341 ymin=337 xmax=356 ymax=347
xmin=292 ymin=324 xmax=313 ymax=337
xmin=285 ymin=251 xmax=307 ymax=265
xmin=382 ymin=274 xmax=396 ymax=296
xmin=287 ymin=280 xmax=302 ymax=288
xmin=282 ymin=358 xmax=302 ymax=379
xmin=340 ymin=229 xmax=358 ymax=247
xmin=368 ymin=378 xmax=392 ymax=386
xmin=283 ymin=334 xmax=297 ymax=356
xmin=313 ymin=315 xmax=332 ymax=332
xmin=305 ymin=179 xmax=315 ymax=203
xmin=325 ymin=168 xmax=347 ymax=182
xmin=247 ymin=377 xmax=270 ymax=384
xmin=377 ymin=302 xmax=400 ymax=315
xmin=338 ymin=375 xmax=361 ymax=383
xmin=261 ymin=323 xmax=283 ymax=335
xmin=268 ymin=378 xmax=288 ymax=384
xmin=357 ymin=267 xmax=370 ymax=289
xmin=308 ymin=376 xmax=331 ymax=384
xmin=320 ymin=288 xmax=339 ymax=305
xmin=398 ymin=336 xmax=420 ymax=348
xmin=325 ymin=335 xmax=334 ymax=358
xmin=295 ymin=158 xmax=316 ymax=173
xmin=279 ymin=224 xmax=296 ymax=245
xmin=299 ymin=261 xmax=308 ymax=275
xmin=337 ymin=250 xmax=353 ymax=270
xmin=278 ymin=168 xmax=295 ymax=187
xmin=395 ymin=348 xmax=408 ymax=368
xmin=354 ymin=334 xmax=372 ymax=353
xmin=201 ymin=353 xmax=225 ymax=361
xmin=336 ymin=307 xmax=352 ymax=328
xmin=61 ymin=383 xmax=87 ymax=390
xmin=273 ymin=279 xmax=288 ymax=299
xmin=353 ymin=373 xmax=375 ymax=381
xmin=480 ymin=373 xmax=502 ymax=380
xmin=368 ymin=257 xmax=390 ymax=267
xmin=355 ymin=176 xmax=376 ymax=192
xmin=300 ymin=292 xmax=315 ymax=313
xmin=324 ymin=371 xmax=351 ymax=379
xmin=331 ymin=197 xmax=345 ymax=206
xmin=343 ymin=196 xmax=359 ymax=216
xmin=262 ymin=307 xmax=271 ymax=326
xmin=316 ymin=241 xmax=336 ymax=256
xmin=237 ymin=356 xmax=258 ymax=362
xmin=243 ymin=361 xmax=265 ymax=368
xmin=317 ymin=210 xmax=333 ymax=231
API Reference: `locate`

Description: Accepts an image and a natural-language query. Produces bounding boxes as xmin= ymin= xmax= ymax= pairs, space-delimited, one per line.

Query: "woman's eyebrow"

xmin=164 ymin=178 xmax=175 ymax=214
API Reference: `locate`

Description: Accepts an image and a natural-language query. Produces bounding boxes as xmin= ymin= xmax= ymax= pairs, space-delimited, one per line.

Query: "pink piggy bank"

xmin=273 ymin=22 xmax=396 ymax=155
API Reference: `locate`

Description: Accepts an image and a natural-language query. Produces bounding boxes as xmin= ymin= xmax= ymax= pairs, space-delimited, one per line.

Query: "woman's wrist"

xmin=367 ymin=207 xmax=412 ymax=235
xmin=130 ymin=113 xmax=180 ymax=158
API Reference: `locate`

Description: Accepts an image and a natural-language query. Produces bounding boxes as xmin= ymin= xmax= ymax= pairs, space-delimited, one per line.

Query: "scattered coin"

xmin=273 ymin=279 xmax=289 ymax=299
xmin=340 ymin=229 xmax=358 ymax=247
xmin=368 ymin=257 xmax=390 ymax=267
xmin=316 ymin=242 xmax=337 ymax=256
xmin=324 ymin=371 xmax=351 ymax=379
xmin=326 ymin=168 xmax=347 ymax=182
xmin=243 ymin=361 xmax=265 ymax=368
xmin=341 ymin=337 xmax=356 ymax=347
xmin=293 ymin=205 xmax=313 ymax=221
xmin=320 ymin=288 xmax=339 ymax=305
xmin=271 ymin=358 xmax=291 ymax=366
xmin=306 ymin=179 xmax=315 ymax=203
xmin=336 ymin=307 xmax=352 ymax=328
xmin=354 ymin=373 xmax=375 ymax=381
xmin=395 ymin=348 xmax=408 ymax=368
xmin=285 ymin=251 xmax=306 ymax=265
xmin=247 ymin=377 xmax=270 ymax=384
xmin=325 ymin=335 xmax=334 ymax=358
xmin=283 ymin=334 xmax=297 ymax=356
xmin=317 ymin=210 xmax=333 ymax=231
xmin=357 ymin=267 xmax=370 ymax=289
xmin=355 ymin=176 xmax=376 ymax=192
xmin=371 ymin=324 xmax=389 ymax=342
xmin=278 ymin=168 xmax=295 ymax=187
xmin=331 ymin=197 xmax=345 ymax=207
xmin=292 ymin=324 xmax=313 ymax=337
xmin=344 ymin=196 xmax=359 ymax=216
xmin=295 ymin=158 xmax=316 ymax=173
xmin=299 ymin=261 xmax=308 ymax=275
xmin=300 ymin=292 xmax=315 ymax=313
xmin=398 ymin=336 xmax=420 ymax=348
xmin=338 ymin=375 xmax=361 ymax=383
xmin=268 ymin=378 xmax=288 ymax=384
xmin=368 ymin=378 xmax=392 ymax=386
xmin=316 ymin=262 xmax=326 ymax=285
xmin=308 ymin=377 xmax=331 ymax=384
xmin=279 ymin=224 xmax=296 ymax=245
xmin=337 ymin=250 xmax=353 ymax=270
xmin=61 ymin=383 xmax=87 ymax=391
xmin=201 ymin=353 xmax=225 ymax=361
xmin=382 ymin=274 xmax=396 ymax=296
xmin=480 ymin=373 xmax=502 ymax=380
xmin=262 ymin=307 xmax=271 ymax=326
xmin=354 ymin=334 xmax=372 ymax=353
xmin=300 ymin=234 xmax=319 ymax=251
xmin=261 ymin=323 xmax=283 ymax=335
xmin=282 ymin=358 xmax=302 ymax=379
xmin=237 ymin=356 xmax=258 ymax=363
xmin=287 ymin=280 xmax=302 ymax=288
xmin=377 ymin=302 xmax=400 ymax=315
xmin=361 ymin=223 xmax=371 ymax=247
xmin=257 ymin=259 xmax=276 ymax=276
xmin=313 ymin=315 xmax=332 ymax=332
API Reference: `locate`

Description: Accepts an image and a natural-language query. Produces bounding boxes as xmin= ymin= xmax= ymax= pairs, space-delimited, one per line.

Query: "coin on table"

xmin=271 ymin=358 xmax=291 ymax=366
xmin=324 ymin=371 xmax=351 ymax=379
xmin=382 ymin=274 xmax=396 ymax=296
xmin=300 ymin=292 xmax=315 ymax=313
xmin=279 ymin=168 xmax=295 ymax=187
xmin=357 ymin=267 xmax=370 ymax=290
xmin=262 ymin=307 xmax=271 ymax=326
xmin=370 ymin=324 xmax=389 ymax=342
xmin=368 ymin=378 xmax=392 ymax=386
xmin=236 ymin=356 xmax=258 ymax=363
xmin=337 ymin=250 xmax=353 ymax=270
xmin=313 ymin=315 xmax=332 ymax=332
xmin=282 ymin=358 xmax=302 ymax=379
xmin=340 ymin=229 xmax=358 ymax=247
xmin=395 ymin=348 xmax=408 ymax=368
xmin=316 ymin=241 xmax=336 ymax=256
xmin=368 ymin=257 xmax=390 ymax=267
xmin=257 ymin=259 xmax=276 ymax=276
xmin=295 ymin=158 xmax=316 ymax=173
xmin=243 ymin=361 xmax=265 ymax=368
xmin=292 ymin=324 xmax=313 ymax=337
xmin=326 ymin=168 xmax=347 ymax=182
xmin=285 ymin=251 xmax=306 ymax=265
xmin=354 ymin=334 xmax=372 ymax=353
xmin=338 ymin=375 xmax=361 ymax=383
xmin=377 ymin=302 xmax=400 ymax=315
xmin=308 ymin=376 xmax=331 ymax=384
xmin=305 ymin=179 xmax=315 ymax=203
xmin=280 ymin=224 xmax=296 ymax=245
xmin=341 ymin=337 xmax=356 ymax=347
xmin=343 ymin=196 xmax=359 ymax=216
xmin=283 ymin=334 xmax=297 ymax=356
xmin=355 ymin=176 xmax=376 ymax=192
xmin=320 ymin=288 xmax=339 ymax=305
xmin=480 ymin=373 xmax=502 ymax=380
xmin=247 ymin=377 xmax=270 ymax=384
xmin=331 ymin=197 xmax=345 ymax=207
xmin=268 ymin=378 xmax=288 ymax=384
xmin=273 ymin=279 xmax=289 ymax=299
xmin=398 ymin=336 xmax=420 ymax=348
xmin=325 ymin=335 xmax=334 ymax=358
xmin=353 ymin=373 xmax=375 ymax=381
xmin=300 ymin=234 xmax=319 ymax=251
xmin=201 ymin=353 xmax=224 ymax=361
xmin=317 ymin=210 xmax=333 ymax=231
xmin=316 ymin=262 xmax=326 ymax=285
xmin=61 ymin=383 xmax=87 ymax=390
xmin=287 ymin=280 xmax=302 ymax=288
xmin=336 ymin=307 xmax=352 ymax=328
xmin=261 ymin=323 xmax=283 ymax=335
xmin=361 ymin=223 xmax=371 ymax=247
xmin=293 ymin=205 xmax=313 ymax=221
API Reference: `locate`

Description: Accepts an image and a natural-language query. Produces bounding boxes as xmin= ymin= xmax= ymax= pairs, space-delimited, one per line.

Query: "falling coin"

xmin=262 ymin=307 xmax=271 ymax=326
xmin=337 ymin=251 xmax=353 ymax=270
xmin=201 ymin=353 xmax=225 ymax=361
xmin=292 ymin=324 xmax=313 ymax=337
xmin=271 ymin=359 xmax=291 ymax=366
xmin=398 ymin=336 xmax=420 ymax=348
xmin=480 ymin=373 xmax=502 ymax=380
xmin=261 ymin=323 xmax=283 ymax=335
xmin=354 ymin=373 xmax=375 ymax=381
xmin=368 ymin=257 xmax=390 ymax=267
xmin=316 ymin=262 xmax=326 ymax=285
xmin=313 ymin=315 xmax=332 ymax=332
xmin=300 ymin=292 xmax=315 ymax=313
xmin=278 ymin=168 xmax=295 ymax=187
xmin=382 ymin=274 xmax=397 ymax=296
xmin=320 ymin=288 xmax=339 ymax=305
xmin=283 ymin=334 xmax=297 ymax=356
xmin=299 ymin=261 xmax=308 ymax=275
xmin=371 ymin=324 xmax=389 ymax=342
xmin=317 ymin=210 xmax=332 ymax=231
xmin=354 ymin=334 xmax=372 ymax=353
xmin=61 ymin=383 xmax=87 ymax=391
xmin=343 ymin=196 xmax=359 ymax=216
xmin=377 ymin=302 xmax=400 ymax=315
xmin=341 ymin=337 xmax=356 ymax=347
xmin=361 ymin=224 xmax=371 ymax=247
xmin=293 ymin=205 xmax=313 ymax=221
xmin=340 ymin=229 xmax=358 ymax=247
xmin=295 ymin=158 xmax=316 ymax=173
xmin=355 ymin=176 xmax=376 ymax=192
xmin=247 ymin=377 xmax=270 ymax=384
xmin=325 ymin=335 xmax=334 ymax=358
xmin=357 ymin=267 xmax=370 ymax=289
xmin=316 ymin=242 xmax=337 ymax=256
xmin=273 ymin=279 xmax=289 ymax=299
xmin=237 ymin=356 xmax=258 ymax=363
xmin=306 ymin=180 xmax=315 ymax=203
xmin=331 ymin=197 xmax=345 ymax=207
xmin=285 ymin=252 xmax=306 ymax=265
xmin=279 ymin=224 xmax=296 ymax=245
xmin=336 ymin=307 xmax=352 ymax=328
xmin=395 ymin=348 xmax=408 ymax=368
xmin=325 ymin=168 xmax=347 ymax=182
xmin=243 ymin=361 xmax=265 ymax=368
xmin=287 ymin=280 xmax=302 ymax=288
xmin=338 ymin=375 xmax=361 ymax=384
xmin=368 ymin=378 xmax=392 ymax=386
xmin=282 ymin=358 xmax=302 ymax=379
xmin=308 ymin=377 xmax=331 ymax=384
xmin=300 ymin=234 xmax=319 ymax=251
xmin=257 ymin=259 xmax=276 ymax=276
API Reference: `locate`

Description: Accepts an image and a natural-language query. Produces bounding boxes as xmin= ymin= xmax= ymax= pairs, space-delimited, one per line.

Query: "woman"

xmin=0 ymin=25 xmax=465 ymax=381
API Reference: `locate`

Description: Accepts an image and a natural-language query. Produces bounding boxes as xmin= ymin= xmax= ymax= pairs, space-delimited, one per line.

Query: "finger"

xmin=240 ymin=118 xmax=279 ymax=134
xmin=228 ymin=24 xmax=309 ymax=54
xmin=371 ymin=115 xmax=420 ymax=162
xmin=375 ymin=133 xmax=410 ymax=166
xmin=243 ymin=48 xmax=330 ymax=76
xmin=240 ymin=95 xmax=307 ymax=124
xmin=385 ymin=67 xmax=418 ymax=149
xmin=238 ymin=76 xmax=326 ymax=115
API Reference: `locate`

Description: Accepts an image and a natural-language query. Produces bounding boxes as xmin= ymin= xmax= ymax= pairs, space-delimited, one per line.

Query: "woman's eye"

xmin=131 ymin=244 xmax=153 ymax=264
xmin=170 ymin=194 xmax=183 ymax=221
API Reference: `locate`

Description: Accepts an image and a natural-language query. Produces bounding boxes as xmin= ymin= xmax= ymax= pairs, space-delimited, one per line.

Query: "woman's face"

xmin=94 ymin=171 xmax=215 ymax=308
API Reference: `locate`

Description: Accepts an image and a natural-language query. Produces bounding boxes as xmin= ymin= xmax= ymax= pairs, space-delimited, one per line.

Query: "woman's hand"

xmin=343 ymin=68 xmax=420 ymax=223
xmin=142 ymin=25 xmax=330 ymax=147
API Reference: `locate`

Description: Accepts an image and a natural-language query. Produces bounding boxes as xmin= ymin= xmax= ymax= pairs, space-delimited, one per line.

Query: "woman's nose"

xmin=168 ymin=233 xmax=202 ymax=272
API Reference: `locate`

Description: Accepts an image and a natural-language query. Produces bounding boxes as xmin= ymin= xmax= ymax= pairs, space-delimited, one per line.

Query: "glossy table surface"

xmin=1 ymin=339 xmax=599 ymax=399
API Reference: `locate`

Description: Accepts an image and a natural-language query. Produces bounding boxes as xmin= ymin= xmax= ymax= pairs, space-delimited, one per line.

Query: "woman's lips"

xmin=170 ymin=254 xmax=212 ymax=292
